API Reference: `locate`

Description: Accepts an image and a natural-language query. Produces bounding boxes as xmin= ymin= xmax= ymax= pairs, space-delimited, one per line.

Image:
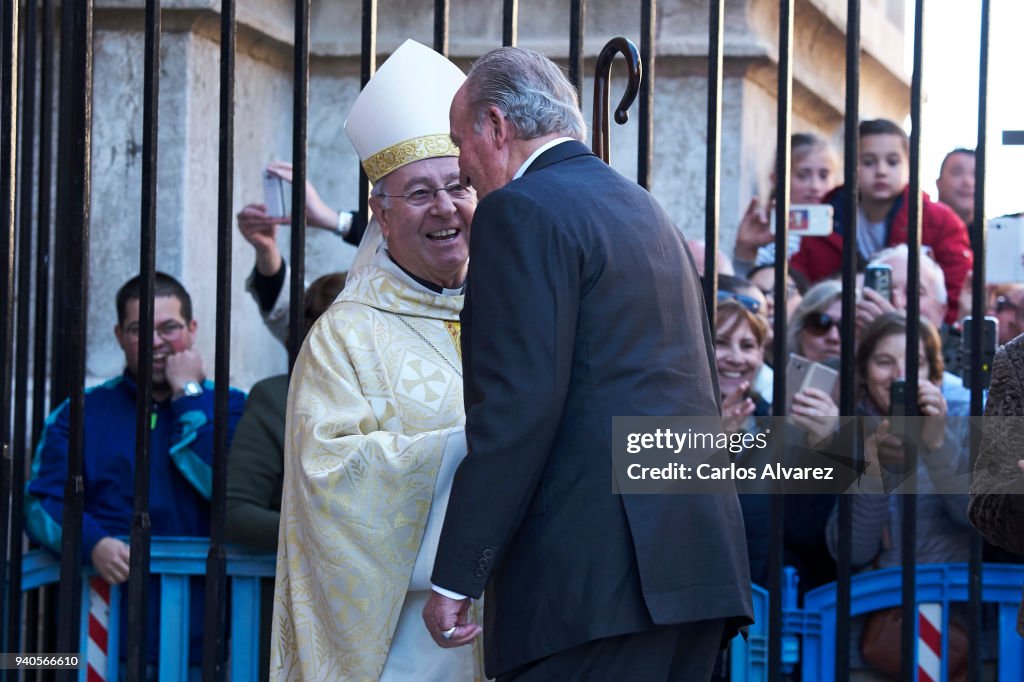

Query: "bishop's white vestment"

xmin=270 ymin=248 xmax=483 ymax=681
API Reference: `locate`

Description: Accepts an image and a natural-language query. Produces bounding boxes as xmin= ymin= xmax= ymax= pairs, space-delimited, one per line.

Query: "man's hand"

xmin=422 ymin=591 xmax=481 ymax=648
xmin=166 ymin=349 xmax=206 ymax=399
xmin=236 ymin=203 xmax=283 ymax=277
xmin=265 ymin=161 xmax=341 ymax=232
xmin=91 ymin=537 xmax=130 ymax=584
xmin=855 ymin=288 xmax=898 ymax=336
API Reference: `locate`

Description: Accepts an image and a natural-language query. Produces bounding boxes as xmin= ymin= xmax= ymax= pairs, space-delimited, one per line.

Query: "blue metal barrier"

xmin=799 ymin=563 xmax=1024 ymax=681
xmin=21 ymin=537 xmax=276 ymax=681
xmin=22 ymin=547 xmax=1022 ymax=681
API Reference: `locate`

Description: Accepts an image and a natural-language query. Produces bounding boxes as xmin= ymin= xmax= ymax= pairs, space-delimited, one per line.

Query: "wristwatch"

xmin=182 ymin=381 xmax=204 ymax=397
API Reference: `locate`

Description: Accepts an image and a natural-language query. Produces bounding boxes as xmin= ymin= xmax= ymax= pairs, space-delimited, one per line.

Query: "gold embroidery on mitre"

xmin=362 ymin=134 xmax=460 ymax=183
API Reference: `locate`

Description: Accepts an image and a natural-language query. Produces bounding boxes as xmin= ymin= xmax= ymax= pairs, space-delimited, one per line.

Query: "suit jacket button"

xmin=474 ymin=568 xmax=486 ymax=578
xmin=482 ymin=549 xmax=494 ymax=559
xmin=478 ymin=558 xmax=488 ymax=568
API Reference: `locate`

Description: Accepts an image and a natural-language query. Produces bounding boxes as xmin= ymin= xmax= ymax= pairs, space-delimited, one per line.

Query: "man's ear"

xmin=369 ymin=195 xmax=391 ymax=241
xmin=487 ymin=105 xmax=511 ymax=149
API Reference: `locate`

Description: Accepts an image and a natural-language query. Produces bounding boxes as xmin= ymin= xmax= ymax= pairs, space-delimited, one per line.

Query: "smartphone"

xmin=863 ymin=263 xmax=893 ymax=303
xmin=785 ymin=353 xmax=839 ymax=413
xmin=263 ymin=170 xmax=287 ymax=218
xmin=960 ymin=315 xmax=998 ymax=390
xmin=770 ymin=204 xmax=834 ymax=237
xmin=985 ymin=216 xmax=1024 ymax=284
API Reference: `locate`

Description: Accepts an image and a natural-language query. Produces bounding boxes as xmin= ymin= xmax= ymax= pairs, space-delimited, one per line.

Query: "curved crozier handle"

xmin=591 ymin=37 xmax=642 ymax=165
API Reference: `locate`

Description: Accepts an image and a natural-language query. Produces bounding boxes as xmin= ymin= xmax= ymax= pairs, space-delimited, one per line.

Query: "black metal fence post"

xmin=124 ymin=0 xmax=162 ymax=676
xmin=702 ymin=0 xmax=723 ymax=328
xmin=202 ymin=1 xmax=235 ymax=679
xmin=502 ymin=0 xmax=518 ymax=47
xmin=54 ymin=2 xmax=94 ymax=677
xmin=0 ymin=0 xmax=20 ymax=657
xmin=288 ymin=0 xmax=311 ymax=372
xmin=569 ymin=0 xmax=585 ymax=104
xmin=769 ymin=1 xmax=794 ymax=678
xmin=637 ymin=0 xmax=655 ymax=191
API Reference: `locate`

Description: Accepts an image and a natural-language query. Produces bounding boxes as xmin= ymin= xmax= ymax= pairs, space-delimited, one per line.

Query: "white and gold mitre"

xmin=344 ymin=39 xmax=466 ymax=184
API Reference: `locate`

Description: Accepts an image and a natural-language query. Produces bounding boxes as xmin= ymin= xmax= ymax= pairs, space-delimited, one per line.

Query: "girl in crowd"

xmin=733 ymin=132 xmax=840 ymax=274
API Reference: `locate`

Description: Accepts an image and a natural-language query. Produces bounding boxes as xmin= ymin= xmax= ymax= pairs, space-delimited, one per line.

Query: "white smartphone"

xmin=785 ymin=353 xmax=840 ymax=413
xmin=770 ymin=204 xmax=834 ymax=237
xmin=263 ymin=170 xmax=286 ymax=218
xmin=985 ymin=216 xmax=1024 ymax=284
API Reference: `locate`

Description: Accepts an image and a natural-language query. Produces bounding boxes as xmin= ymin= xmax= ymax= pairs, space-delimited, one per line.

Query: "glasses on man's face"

xmin=994 ymin=295 xmax=1019 ymax=314
xmin=124 ymin=321 xmax=186 ymax=342
xmin=381 ymin=182 xmax=472 ymax=207
xmin=717 ymin=291 xmax=762 ymax=315
xmin=804 ymin=311 xmax=840 ymax=337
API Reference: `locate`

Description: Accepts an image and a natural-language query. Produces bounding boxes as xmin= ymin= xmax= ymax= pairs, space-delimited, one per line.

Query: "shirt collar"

xmin=512 ymin=137 xmax=575 ymax=180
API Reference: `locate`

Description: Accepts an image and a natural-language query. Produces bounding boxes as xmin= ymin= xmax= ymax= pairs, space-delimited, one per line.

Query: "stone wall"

xmin=82 ymin=0 xmax=909 ymax=390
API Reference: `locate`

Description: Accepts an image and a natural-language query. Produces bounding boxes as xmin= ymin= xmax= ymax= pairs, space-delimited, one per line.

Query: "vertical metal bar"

xmin=769 ymin=2 xmax=793 ymax=680
xmin=568 ymin=0 xmax=585 ymax=104
xmin=202 ymin=1 xmax=234 ymax=679
xmin=0 ymin=0 xmax=20 ymax=655
xmin=967 ymin=3 xmax=990 ymax=680
xmin=32 ymin=0 xmax=55 ymax=449
xmin=288 ymin=0 xmax=310 ymax=371
xmin=637 ymin=0 xmax=655 ymax=190
xmin=836 ymin=1 xmax=861 ymax=679
xmin=348 ymin=0 xmax=377 ymax=251
xmin=54 ymin=1 xmax=93 ymax=674
xmin=124 ymin=0 xmax=161 ymax=676
xmin=702 ymin=0 xmax=723 ymax=328
xmin=8 ymin=0 xmax=37 ymax=661
xmin=502 ymin=0 xmax=518 ymax=47
xmin=433 ymin=0 xmax=449 ymax=58
xmin=900 ymin=2 xmax=925 ymax=679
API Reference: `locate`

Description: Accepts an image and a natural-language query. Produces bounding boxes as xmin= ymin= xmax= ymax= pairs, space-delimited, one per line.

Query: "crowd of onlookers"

xmin=701 ymin=119 xmax=1023 ymax=678
xmin=21 ymin=115 xmax=1024 ymax=679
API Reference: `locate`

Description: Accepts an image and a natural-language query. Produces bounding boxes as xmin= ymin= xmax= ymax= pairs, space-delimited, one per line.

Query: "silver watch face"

xmin=183 ymin=381 xmax=203 ymax=397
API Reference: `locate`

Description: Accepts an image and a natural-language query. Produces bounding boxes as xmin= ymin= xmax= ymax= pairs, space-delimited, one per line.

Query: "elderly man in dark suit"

xmin=422 ymin=47 xmax=753 ymax=681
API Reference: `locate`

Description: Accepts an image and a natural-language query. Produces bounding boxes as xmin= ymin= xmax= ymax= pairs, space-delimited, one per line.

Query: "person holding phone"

xmin=236 ymin=162 xmax=355 ymax=344
xmin=825 ymin=312 xmax=970 ymax=677
xmin=733 ymin=132 xmax=839 ymax=276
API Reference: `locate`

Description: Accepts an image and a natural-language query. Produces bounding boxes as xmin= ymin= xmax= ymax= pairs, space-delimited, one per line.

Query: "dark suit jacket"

xmin=432 ymin=140 xmax=753 ymax=677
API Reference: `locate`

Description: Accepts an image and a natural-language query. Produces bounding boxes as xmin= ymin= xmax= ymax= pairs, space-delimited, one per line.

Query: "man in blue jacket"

xmin=25 ymin=271 xmax=246 ymax=672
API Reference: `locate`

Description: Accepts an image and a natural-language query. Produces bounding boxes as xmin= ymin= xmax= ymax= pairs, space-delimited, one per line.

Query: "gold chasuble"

xmin=270 ymin=249 xmax=482 ymax=681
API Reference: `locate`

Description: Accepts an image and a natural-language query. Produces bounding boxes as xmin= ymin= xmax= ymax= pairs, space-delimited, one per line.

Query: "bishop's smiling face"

xmin=371 ymin=156 xmax=476 ymax=289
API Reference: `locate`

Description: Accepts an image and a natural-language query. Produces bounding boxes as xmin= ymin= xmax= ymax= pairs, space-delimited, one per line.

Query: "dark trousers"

xmin=497 ymin=618 xmax=727 ymax=682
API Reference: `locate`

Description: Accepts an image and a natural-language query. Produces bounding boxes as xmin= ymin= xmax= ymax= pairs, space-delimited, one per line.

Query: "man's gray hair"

xmin=465 ymin=47 xmax=587 ymax=142
xmin=871 ymin=243 xmax=948 ymax=305
xmin=370 ymin=178 xmax=391 ymax=209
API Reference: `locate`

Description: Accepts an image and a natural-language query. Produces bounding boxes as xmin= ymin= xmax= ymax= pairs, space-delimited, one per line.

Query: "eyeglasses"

xmin=758 ymin=283 xmax=798 ymax=299
xmin=994 ymin=295 xmax=1019 ymax=314
xmin=803 ymin=311 xmax=840 ymax=336
xmin=380 ymin=182 xmax=473 ymax=207
xmin=717 ymin=291 xmax=762 ymax=315
xmin=123 ymin=321 xmax=186 ymax=342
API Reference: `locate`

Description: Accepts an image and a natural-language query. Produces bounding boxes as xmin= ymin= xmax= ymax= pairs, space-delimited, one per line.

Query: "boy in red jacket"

xmin=790 ymin=119 xmax=972 ymax=324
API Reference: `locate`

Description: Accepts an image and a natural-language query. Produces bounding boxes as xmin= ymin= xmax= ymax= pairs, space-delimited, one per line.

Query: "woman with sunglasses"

xmin=788 ymin=280 xmax=842 ymax=365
